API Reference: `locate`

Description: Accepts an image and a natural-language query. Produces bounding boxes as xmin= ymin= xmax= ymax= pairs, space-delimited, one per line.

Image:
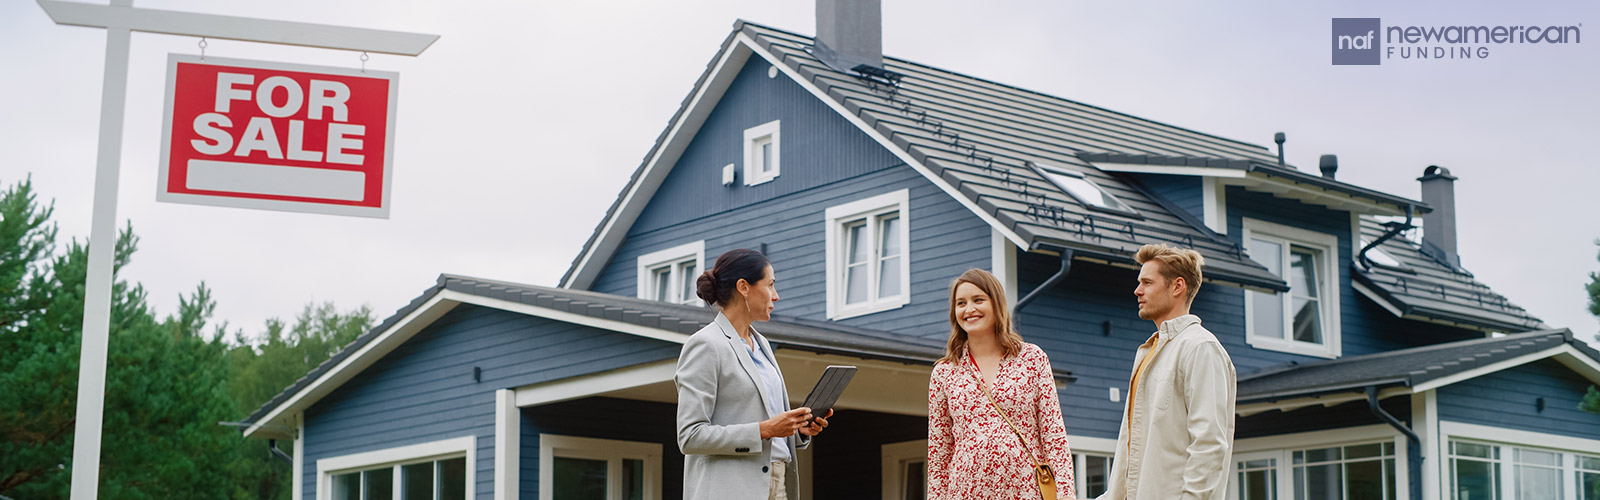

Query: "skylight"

xmin=1032 ymin=163 xmax=1134 ymax=213
xmin=1360 ymin=239 xmax=1406 ymax=269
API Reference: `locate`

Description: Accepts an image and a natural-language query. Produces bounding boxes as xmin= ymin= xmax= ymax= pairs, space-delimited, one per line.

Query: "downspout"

xmin=269 ymin=439 xmax=293 ymax=465
xmin=1367 ymin=386 xmax=1421 ymax=500
xmin=1358 ymin=205 xmax=1414 ymax=269
xmin=1013 ymin=246 xmax=1074 ymax=314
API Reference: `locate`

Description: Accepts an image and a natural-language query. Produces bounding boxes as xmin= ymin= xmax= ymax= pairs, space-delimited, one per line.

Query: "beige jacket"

xmin=1098 ymin=315 xmax=1236 ymax=500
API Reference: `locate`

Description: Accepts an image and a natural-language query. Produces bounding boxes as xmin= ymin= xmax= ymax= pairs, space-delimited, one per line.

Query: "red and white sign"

xmin=158 ymin=55 xmax=398 ymax=218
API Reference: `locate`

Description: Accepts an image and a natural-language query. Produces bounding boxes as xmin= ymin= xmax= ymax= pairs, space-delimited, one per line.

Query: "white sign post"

xmin=33 ymin=1 xmax=437 ymax=498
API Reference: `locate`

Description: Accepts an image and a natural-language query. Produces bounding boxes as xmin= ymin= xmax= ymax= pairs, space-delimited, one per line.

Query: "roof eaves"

xmin=1247 ymin=162 xmax=1430 ymax=214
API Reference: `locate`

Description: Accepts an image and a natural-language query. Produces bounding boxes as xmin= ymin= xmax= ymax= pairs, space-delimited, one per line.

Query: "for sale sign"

xmin=158 ymin=55 xmax=398 ymax=218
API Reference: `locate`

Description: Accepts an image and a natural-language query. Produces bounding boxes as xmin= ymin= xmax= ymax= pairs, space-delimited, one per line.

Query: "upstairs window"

xmin=1242 ymin=219 xmax=1341 ymax=359
xmin=743 ymin=120 xmax=781 ymax=186
xmin=825 ymin=190 xmax=911 ymax=320
xmin=636 ymin=241 xmax=705 ymax=306
xmin=1030 ymin=162 xmax=1135 ymax=214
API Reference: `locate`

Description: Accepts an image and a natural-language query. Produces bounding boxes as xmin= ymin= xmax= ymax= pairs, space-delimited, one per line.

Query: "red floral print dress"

xmin=928 ymin=343 xmax=1076 ymax=499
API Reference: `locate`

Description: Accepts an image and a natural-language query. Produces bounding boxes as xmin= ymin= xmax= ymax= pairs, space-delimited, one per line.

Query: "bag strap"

xmin=968 ymin=352 xmax=1045 ymax=471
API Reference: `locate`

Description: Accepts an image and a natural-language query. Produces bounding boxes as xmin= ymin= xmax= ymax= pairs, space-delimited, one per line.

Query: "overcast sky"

xmin=2 ymin=0 xmax=1596 ymax=344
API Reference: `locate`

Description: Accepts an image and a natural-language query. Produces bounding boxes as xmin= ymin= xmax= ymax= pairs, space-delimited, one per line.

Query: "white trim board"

xmin=245 ymin=287 xmax=695 ymax=439
xmin=1232 ymin=424 xmax=1399 ymax=453
xmin=1412 ymin=343 xmax=1600 ymax=392
xmin=515 ymin=360 xmax=677 ymax=407
xmin=1439 ymin=421 xmax=1600 ymax=459
xmin=561 ymin=31 xmax=1029 ymax=290
xmin=244 ymin=292 xmax=460 ymax=438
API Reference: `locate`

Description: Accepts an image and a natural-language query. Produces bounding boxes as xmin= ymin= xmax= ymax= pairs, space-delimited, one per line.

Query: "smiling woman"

xmin=926 ymin=268 xmax=1076 ymax=500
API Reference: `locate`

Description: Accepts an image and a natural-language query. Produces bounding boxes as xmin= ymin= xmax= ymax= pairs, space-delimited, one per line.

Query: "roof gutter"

xmin=1367 ymin=386 xmax=1422 ymax=500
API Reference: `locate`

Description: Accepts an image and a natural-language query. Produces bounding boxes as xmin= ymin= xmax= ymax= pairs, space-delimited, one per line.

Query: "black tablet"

xmin=799 ymin=365 xmax=857 ymax=416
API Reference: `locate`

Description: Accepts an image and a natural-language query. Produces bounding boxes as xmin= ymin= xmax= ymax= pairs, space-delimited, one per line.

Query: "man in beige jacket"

xmin=1099 ymin=244 xmax=1237 ymax=500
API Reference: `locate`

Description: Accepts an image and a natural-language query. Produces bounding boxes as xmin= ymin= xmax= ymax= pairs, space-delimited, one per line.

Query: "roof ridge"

xmin=734 ymin=21 xmax=1276 ymax=158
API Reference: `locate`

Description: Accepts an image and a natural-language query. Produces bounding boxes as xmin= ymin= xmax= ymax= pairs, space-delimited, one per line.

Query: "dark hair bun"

xmin=695 ymin=270 xmax=718 ymax=305
xmin=699 ymin=249 xmax=771 ymax=307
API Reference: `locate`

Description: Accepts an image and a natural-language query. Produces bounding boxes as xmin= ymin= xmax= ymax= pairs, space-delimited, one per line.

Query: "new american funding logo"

xmin=1331 ymin=18 xmax=1582 ymax=65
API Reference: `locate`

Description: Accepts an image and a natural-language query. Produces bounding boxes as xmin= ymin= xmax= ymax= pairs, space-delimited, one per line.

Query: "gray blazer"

xmin=675 ymin=312 xmax=809 ymax=500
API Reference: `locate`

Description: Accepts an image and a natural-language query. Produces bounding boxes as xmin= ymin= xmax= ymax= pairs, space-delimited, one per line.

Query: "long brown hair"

xmin=939 ymin=268 xmax=1024 ymax=364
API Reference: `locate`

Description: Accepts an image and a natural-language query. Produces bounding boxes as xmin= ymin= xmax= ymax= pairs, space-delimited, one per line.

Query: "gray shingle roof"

xmin=243 ymin=274 xmax=1074 ymax=426
xmin=1354 ymin=217 xmax=1544 ymax=332
xmin=1237 ymin=329 xmax=1591 ymax=402
xmin=734 ymin=22 xmax=1289 ymax=291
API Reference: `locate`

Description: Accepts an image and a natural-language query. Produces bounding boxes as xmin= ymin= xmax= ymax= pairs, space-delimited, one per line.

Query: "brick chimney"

xmin=814 ymin=0 xmax=884 ymax=73
xmin=1418 ymin=165 xmax=1460 ymax=268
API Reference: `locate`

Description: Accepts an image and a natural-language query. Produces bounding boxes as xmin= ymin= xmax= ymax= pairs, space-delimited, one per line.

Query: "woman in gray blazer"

xmin=675 ymin=249 xmax=831 ymax=500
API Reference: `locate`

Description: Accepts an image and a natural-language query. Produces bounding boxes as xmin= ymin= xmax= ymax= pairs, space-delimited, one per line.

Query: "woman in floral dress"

xmin=928 ymin=269 xmax=1076 ymax=499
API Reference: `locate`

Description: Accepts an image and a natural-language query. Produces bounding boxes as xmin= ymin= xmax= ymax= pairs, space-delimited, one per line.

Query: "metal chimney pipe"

xmin=1274 ymin=132 xmax=1286 ymax=167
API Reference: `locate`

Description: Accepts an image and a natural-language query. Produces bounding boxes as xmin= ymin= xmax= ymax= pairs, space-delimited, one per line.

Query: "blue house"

xmin=241 ymin=5 xmax=1600 ymax=500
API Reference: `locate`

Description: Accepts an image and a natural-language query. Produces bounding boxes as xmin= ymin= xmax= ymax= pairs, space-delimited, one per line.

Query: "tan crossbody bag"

xmin=969 ymin=352 xmax=1057 ymax=499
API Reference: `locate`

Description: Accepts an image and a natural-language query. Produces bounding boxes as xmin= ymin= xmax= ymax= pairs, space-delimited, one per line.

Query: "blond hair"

xmin=1135 ymin=244 xmax=1205 ymax=304
xmin=939 ymin=268 xmax=1024 ymax=364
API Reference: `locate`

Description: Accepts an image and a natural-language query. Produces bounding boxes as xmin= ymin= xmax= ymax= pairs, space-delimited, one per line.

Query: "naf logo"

xmin=1332 ymin=18 xmax=1382 ymax=65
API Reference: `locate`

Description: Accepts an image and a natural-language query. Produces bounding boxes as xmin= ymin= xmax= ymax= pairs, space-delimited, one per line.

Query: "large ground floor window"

xmin=1442 ymin=421 xmax=1600 ymax=500
xmin=1228 ymin=426 xmax=1405 ymax=500
xmin=1449 ymin=440 xmax=1600 ymax=500
xmin=317 ymin=435 xmax=476 ymax=500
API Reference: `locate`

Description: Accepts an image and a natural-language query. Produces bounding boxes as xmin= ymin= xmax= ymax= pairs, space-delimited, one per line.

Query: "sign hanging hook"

xmin=198 ymin=37 xmax=208 ymax=60
xmin=360 ymin=51 xmax=369 ymax=73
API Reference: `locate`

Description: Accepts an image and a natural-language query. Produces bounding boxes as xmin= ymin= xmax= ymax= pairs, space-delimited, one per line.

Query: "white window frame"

xmin=1241 ymin=217 xmax=1343 ymax=359
xmin=824 ymin=189 xmax=911 ymax=320
xmin=881 ymin=439 xmax=927 ymax=500
xmin=1228 ymin=450 xmax=1283 ymax=500
xmin=1231 ymin=424 xmax=1410 ymax=500
xmin=743 ymin=119 xmax=781 ymax=186
xmin=635 ymin=240 xmax=705 ymax=306
xmin=1074 ymin=451 xmax=1116 ymax=499
xmin=538 ymin=434 xmax=662 ymax=500
xmin=1440 ymin=421 xmax=1600 ymax=500
xmin=316 ymin=435 xmax=476 ymax=500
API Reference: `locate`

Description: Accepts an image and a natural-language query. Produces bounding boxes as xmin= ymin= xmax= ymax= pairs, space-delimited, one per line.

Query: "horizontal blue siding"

xmin=302 ymin=305 xmax=681 ymax=500
xmin=629 ymin=55 xmax=901 ymax=235
xmin=1133 ymin=173 xmax=1203 ymax=222
xmin=1437 ymin=358 xmax=1600 ymax=441
xmin=593 ymin=165 xmax=991 ymax=339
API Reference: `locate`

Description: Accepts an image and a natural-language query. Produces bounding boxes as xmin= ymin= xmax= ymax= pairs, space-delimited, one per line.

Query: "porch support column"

xmin=496 ymin=389 xmax=520 ymax=500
